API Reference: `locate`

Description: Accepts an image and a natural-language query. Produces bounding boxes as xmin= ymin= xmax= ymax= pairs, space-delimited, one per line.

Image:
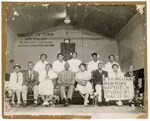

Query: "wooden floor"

xmin=4 ymin=104 xmax=144 ymax=119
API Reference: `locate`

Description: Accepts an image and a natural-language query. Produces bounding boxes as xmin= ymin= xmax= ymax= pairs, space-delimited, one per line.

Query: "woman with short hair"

xmin=38 ymin=63 xmax=57 ymax=106
xmin=75 ymin=63 xmax=92 ymax=106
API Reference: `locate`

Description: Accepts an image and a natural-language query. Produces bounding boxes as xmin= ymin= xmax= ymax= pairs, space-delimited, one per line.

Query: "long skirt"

xmin=38 ymin=79 xmax=53 ymax=96
xmin=76 ymin=82 xmax=92 ymax=94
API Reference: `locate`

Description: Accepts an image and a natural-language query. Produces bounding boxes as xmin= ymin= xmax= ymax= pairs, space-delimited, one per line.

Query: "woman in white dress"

xmin=34 ymin=54 xmax=49 ymax=82
xmin=8 ymin=64 xmax=23 ymax=107
xmin=38 ymin=63 xmax=57 ymax=106
xmin=109 ymin=64 xmax=124 ymax=106
xmin=75 ymin=63 xmax=92 ymax=106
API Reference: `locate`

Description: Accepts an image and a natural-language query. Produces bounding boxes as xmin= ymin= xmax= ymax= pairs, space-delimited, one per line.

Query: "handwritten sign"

xmin=103 ymin=77 xmax=134 ymax=100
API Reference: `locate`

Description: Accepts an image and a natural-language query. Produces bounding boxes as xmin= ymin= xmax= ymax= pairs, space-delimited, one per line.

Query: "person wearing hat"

xmin=8 ymin=64 xmax=23 ymax=107
xmin=104 ymin=54 xmax=121 ymax=77
xmin=88 ymin=52 xmax=101 ymax=73
xmin=34 ymin=54 xmax=48 ymax=82
xmin=22 ymin=61 xmax=39 ymax=107
xmin=92 ymin=61 xmax=109 ymax=106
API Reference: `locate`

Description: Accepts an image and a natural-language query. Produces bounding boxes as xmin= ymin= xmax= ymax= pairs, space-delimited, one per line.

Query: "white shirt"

xmin=9 ymin=72 xmax=23 ymax=91
xmin=67 ymin=58 xmax=81 ymax=73
xmin=40 ymin=69 xmax=57 ymax=82
xmin=75 ymin=71 xmax=91 ymax=81
xmin=109 ymin=71 xmax=124 ymax=78
xmin=34 ymin=60 xmax=48 ymax=82
xmin=53 ymin=60 xmax=66 ymax=73
xmin=104 ymin=61 xmax=121 ymax=77
xmin=88 ymin=60 xmax=100 ymax=72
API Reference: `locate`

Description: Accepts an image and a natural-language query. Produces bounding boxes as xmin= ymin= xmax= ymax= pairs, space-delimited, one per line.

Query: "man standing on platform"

xmin=92 ymin=61 xmax=109 ymax=106
xmin=58 ymin=62 xmax=75 ymax=106
xmin=22 ymin=61 xmax=39 ymax=107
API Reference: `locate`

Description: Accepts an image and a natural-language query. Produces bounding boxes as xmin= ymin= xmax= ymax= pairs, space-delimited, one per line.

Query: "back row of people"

xmin=7 ymin=52 xmax=135 ymax=107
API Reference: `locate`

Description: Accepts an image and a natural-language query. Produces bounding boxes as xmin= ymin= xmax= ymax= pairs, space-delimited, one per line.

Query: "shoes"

xmin=68 ymin=98 xmax=72 ymax=104
xmin=105 ymin=102 xmax=109 ymax=106
xmin=22 ymin=101 xmax=27 ymax=107
xmin=33 ymin=100 xmax=38 ymax=107
xmin=49 ymin=101 xmax=55 ymax=107
xmin=10 ymin=102 xmax=15 ymax=107
xmin=98 ymin=102 xmax=102 ymax=106
xmin=116 ymin=100 xmax=123 ymax=106
xmin=17 ymin=102 xmax=21 ymax=107
xmin=84 ymin=99 xmax=89 ymax=106
xmin=42 ymin=101 xmax=49 ymax=106
xmin=33 ymin=102 xmax=38 ymax=107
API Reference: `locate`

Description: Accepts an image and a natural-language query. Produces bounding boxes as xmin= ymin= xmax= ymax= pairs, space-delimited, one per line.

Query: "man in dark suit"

xmin=93 ymin=61 xmax=108 ymax=106
xmin=125 ymin=65 xmax=138 ymax=88
xmin=125 ymin=65 xmax=139 ymax=106
xmin=58 ymin=62 xmax=75 ymax=106
xmin=22 ymin=61 xmax=39 ymax=107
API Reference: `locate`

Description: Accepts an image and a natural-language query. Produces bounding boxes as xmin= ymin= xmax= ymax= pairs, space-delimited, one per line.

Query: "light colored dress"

xmin=75 ymin=71 xmax=92 ymax=94
xmin=8 ymin=72 xmax=23 ymax=91
xmin=52 ymin=60 xmax=66 ymax=73
xmin=67 ymin=58 xmax=81 ymax=73
xmin=38 ymin=69 xmax=57 ymax=95
xmin=104 ymin=61 xmax=121 ymax=77
xmin=34 ymin=60 xmax=48 ymax=82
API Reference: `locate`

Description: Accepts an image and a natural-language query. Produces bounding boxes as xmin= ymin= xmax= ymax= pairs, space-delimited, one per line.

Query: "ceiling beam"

xmin=17 ymin=4 xmax=33 ymax=33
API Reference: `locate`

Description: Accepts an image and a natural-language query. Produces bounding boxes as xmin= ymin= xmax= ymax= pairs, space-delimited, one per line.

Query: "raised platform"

xmin=4 ymin=104 xmax=144 ymax=119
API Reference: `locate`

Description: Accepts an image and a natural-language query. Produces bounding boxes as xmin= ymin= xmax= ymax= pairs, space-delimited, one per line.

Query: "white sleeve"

xmin=52 ymin=61 xmax=57 ymax=72
xmin=34 ymin=62 xmax=39 ymax=72
xmin=88 ymin=62 xmax=92 ymax=72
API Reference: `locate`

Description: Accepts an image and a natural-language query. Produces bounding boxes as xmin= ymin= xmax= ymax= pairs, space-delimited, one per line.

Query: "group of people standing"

xmin=7 ymin=52 xmax=137 ymax=107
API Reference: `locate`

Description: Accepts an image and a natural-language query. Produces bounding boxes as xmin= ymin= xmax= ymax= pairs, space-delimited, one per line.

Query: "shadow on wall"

xmin=119 ymin=46 xmax=134 ymax=72
xmin=97 ymin=42 xmax=118 ymax=65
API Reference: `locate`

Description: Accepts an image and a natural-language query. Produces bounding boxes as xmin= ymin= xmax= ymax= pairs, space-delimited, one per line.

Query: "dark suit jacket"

xmin=93 ymin=69 xmax=108 ymax=86
xmin=58 ymin=70 xmax=75 ymax=85
xmin=23 ymin=70 xmax=39 ymax=86
xmin=125 ymin=71 xmax=138 ymax=88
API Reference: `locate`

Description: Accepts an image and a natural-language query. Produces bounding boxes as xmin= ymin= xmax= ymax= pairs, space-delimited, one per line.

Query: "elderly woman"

xmin=8 ymin=64 xmax=23 ymax=107
xmin=75 ymin=63 xmax=92 ymax=106
xmin=38 ymin=63 xmax=57 ymax=106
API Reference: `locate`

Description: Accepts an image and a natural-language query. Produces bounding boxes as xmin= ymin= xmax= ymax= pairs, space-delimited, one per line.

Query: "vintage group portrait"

xmin=1 ymin=1 xmax=147 ymax=119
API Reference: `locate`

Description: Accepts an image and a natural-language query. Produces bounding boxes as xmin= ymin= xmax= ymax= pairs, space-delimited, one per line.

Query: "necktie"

xmin=29 ymin=71 xmax=32 ymax=81
xmin=16 ymin=74 xmax=19 ymax=83
xmin=65 ymin=70 xmax=68 ymax=81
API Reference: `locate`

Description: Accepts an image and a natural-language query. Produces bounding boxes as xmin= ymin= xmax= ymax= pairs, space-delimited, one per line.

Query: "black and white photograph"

xmin=2 ymin=1 xmax=147 ymax=119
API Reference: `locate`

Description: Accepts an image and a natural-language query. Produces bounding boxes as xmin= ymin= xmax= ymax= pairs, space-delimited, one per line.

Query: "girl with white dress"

xmin=38 ymin=63 xmax=57 ymax=106
xmin=8 ymin=64 xmax=23 ymax=107
xmin=75 ymin=63 xmax=92 ymax=106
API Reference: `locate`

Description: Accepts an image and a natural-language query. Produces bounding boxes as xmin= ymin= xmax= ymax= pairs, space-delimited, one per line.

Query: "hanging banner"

xmin=103 ymin=77 xmax=134 ymax=100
